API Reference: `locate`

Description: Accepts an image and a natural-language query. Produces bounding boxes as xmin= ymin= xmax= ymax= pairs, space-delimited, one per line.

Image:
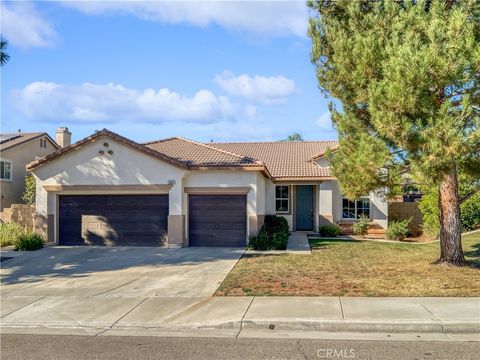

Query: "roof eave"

xmin=189 ymin=165 xmax=272 ymax=179
xmin=1 ymin=133 xmax=59 ymax=152
xmin=273 ymin=176 xmax=337 ymax=182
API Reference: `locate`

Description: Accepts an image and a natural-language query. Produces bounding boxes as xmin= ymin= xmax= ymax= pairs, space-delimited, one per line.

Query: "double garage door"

xmin=58 ymin=194 xmax=247 ymax=247
xmin=59 ymin=195 xmax=169 ymax=246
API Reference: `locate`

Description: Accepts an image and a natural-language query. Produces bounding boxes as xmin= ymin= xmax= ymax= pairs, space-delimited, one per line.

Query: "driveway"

xmin=0 ymin=246 xmax=244 ymax=298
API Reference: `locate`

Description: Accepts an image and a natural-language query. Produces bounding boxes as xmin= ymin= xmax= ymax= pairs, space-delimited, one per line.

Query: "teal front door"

xmin=295 ymin=185 xmax=314 ymax=230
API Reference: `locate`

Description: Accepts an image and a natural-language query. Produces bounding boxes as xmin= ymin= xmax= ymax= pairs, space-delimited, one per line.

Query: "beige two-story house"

xmin=0 ymin=128 xmax=71 ymax=210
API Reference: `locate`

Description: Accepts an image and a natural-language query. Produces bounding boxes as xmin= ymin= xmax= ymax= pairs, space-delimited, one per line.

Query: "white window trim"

xmin=342 ymin=197 xmax=370 ymax=220
xmin=0 ymin=159 xmax=13 ymax=182
xmin=275 ymin=185 xmax=290 ymax=214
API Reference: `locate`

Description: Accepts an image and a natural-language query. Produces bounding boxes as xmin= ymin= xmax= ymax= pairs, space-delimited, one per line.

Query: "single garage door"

xmin=188 ymin=194 xmax=246 ymax=247
xmin=59 ymin=195 xmax=168 ymax=246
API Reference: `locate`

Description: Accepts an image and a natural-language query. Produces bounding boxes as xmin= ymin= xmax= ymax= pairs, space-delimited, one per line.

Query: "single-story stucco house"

xmin=27 ymin=129 xmax=387 ymax=247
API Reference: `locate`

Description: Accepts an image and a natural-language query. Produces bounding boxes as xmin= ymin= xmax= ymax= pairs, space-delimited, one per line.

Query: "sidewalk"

xmin=1 ymin=295 xmax=478 ymax=339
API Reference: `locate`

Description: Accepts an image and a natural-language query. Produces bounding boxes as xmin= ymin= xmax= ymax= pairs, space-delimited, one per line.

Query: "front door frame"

xmin=294 ymin=185 xmax=315 ymax=231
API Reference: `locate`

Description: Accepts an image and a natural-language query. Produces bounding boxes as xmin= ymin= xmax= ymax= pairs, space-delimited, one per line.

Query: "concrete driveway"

xmin=0 ymin=246 xmax=244 ymax=298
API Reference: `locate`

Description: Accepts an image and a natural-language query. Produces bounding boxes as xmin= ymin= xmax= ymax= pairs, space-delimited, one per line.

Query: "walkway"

xmin=286 ymin=232 xmax=311 ymax=254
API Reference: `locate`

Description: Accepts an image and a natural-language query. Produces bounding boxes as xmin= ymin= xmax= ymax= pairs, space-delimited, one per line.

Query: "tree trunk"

xmin=437 ymin=165 xmax=465 ymax=265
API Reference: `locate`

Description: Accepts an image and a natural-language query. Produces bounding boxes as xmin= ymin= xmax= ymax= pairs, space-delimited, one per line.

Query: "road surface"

xmin=1 ymin=334 xmax=478 ymax=360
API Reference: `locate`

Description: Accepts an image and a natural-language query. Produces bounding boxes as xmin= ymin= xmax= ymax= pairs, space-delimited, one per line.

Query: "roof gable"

xmin=27 ymin=129 xmax=188 ymax=172
xmin=0 ymin=132 xmax=59 ymax=152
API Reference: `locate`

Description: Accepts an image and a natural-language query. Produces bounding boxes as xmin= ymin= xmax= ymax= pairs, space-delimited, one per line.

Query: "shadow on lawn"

xmin=309 ymin=238 xmax=359 ymax=249
xmin=464 ymin=242 xmax=480 ymax=267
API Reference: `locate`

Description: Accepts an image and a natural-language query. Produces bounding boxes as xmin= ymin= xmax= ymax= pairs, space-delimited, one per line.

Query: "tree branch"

xmin=459 ymin=187 xmax=480 ymax=204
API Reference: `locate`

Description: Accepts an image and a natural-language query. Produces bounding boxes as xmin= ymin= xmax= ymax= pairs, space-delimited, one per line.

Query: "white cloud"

xmin=10 ymin=81 xmax=241 ymax=123
xmin=315 ymin=112 xmax=334 ymax=130
xmin=1 ymin=2 xmax=57 ymax=49
xmin=60 ymin=0 xmax=308 ymax=37
xmin=214 ymin=70 xmax=296 ymax=104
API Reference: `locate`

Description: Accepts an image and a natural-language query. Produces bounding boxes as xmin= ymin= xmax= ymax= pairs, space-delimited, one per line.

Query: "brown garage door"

xmin=59 ymin=195 xmax=168 ymax=246
xmin=188 ymin=194 xmax=246 ymax=247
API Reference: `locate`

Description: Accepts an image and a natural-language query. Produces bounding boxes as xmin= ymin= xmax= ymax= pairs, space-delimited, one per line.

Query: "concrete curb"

xmin=241 ymin=319 xmax=480 ymax=334
xmin=2 ymin=319 xmax=478 ymax=335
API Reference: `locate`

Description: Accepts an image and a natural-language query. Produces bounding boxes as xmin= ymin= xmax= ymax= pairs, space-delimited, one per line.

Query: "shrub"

xmin=352 ymin=215 xmax=369 ymax=236
xmin=263 ymin=215 xmax=289 ymax=236
xmin=22 ymin=175 xmax=36 ymax=205
xmin=270 ymin=232 xmax=289 ymax=250
xmin=15 ymin=231 xmax=44 ymax=251
xmin=319 ymin=224 xmax=340 ymax=237
xmin=248 ymin=229 xmax=271 ymax=250
xmin=0 ymin=222 xmax=25 ymax=247
xmin=247 ymin=215 xmax=289 ymax=250
xmin=386 ymin=219 xmax=411 ymax=241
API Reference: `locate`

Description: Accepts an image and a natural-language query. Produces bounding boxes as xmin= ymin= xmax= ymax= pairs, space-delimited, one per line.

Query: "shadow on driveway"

xmin=0 ymin=246 xmax=244 ymax=297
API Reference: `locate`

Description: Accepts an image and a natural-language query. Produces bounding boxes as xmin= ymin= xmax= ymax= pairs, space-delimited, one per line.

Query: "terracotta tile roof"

xmin=144 ymin=137 xmax=264 ymax=168
xmin=146 ymin=138 xmax=338 ymax=179
xmin=26 ymin=128 xmax=336 ymax=180
xmin=209 ymin=141 xmax=339 ymax=179
xmin=0 ymin=132 xmax=59 ymax=152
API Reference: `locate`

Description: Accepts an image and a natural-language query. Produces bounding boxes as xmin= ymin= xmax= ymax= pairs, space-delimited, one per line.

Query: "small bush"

xmin=352 ymin=215 xmax=369 ymax=236
xmin=0 ymin=222 xmax=24 ymax=247
xmin=263 ymin=215 xmax=289 ymax=236
xmin=319 ymin=224 xmax=340 ymax=237
xmin=248 ymin=215 xmax=289 ymax=250
xmin=386 ymin=219 xmax=411 ymax=241
xmin=248 ymin=229 xmax=270 ymax=250
xmin=270 ymin=232 xmax=289 ymax=250
xmin=15 ymin=231 xmax=44 ymax=251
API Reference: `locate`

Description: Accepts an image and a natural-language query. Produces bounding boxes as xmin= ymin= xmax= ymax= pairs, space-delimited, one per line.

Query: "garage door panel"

xmin=188 ymin=194 xmax=246 ymax=247
xmin=59 ymin=195 xmax=168 ymax=246
xmin=189 ymin=221 xmax=246 ymax=231
xmin=189 ymin=202 xmax=246 ymax=211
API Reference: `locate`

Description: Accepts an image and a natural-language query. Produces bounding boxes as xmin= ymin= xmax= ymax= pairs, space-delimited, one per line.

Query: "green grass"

xmin=216 ymin=231 xmax=480 ymax=297
xmin=0 ymin=222 xmax=24 ymax=247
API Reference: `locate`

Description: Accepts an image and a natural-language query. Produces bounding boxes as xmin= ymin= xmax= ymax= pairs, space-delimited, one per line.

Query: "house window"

xmin=40 ymin=138 xmax=47 ymax=148
xmin=0 ymin=160 xmax=12 ymax=181
xmin=342 ymin=198 xmax=370 ymax=219
xmin=275 ymin=185 xmax=289 ymax=213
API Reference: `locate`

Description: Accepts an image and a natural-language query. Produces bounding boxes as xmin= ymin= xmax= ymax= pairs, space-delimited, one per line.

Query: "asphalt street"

xmin=1 ymin=334 xmax=478 ymax=360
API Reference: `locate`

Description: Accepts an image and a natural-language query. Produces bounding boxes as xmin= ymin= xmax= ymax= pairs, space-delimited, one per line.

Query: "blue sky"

xmin=1 ymin=1 xmax=336 ymax=143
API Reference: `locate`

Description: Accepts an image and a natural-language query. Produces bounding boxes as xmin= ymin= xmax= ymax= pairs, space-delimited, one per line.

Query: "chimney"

xmin=56 ymin=127 xmax=71 ymax=147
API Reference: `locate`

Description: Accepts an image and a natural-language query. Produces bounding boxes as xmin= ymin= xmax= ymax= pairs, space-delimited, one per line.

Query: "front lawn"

xmin=216 ymin=231 xmax=480 ymax=297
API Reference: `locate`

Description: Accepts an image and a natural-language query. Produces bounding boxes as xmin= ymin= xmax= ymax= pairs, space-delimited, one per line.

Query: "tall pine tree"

xmin=309 ymin=0 xmax=480 ymax=265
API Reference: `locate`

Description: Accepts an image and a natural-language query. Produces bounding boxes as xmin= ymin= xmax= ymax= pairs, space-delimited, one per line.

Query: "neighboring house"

xmin=0 ymin=129 xmax=68 ymax=211
xmin=27 ymin=129 xmax=388 ymax=247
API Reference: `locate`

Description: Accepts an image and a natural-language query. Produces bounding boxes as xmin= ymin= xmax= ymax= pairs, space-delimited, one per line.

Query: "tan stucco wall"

xmin=275 ymin=180 xmax=388 ymax=231
xmin=0 ymin=137 xmax=57 ymax=210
